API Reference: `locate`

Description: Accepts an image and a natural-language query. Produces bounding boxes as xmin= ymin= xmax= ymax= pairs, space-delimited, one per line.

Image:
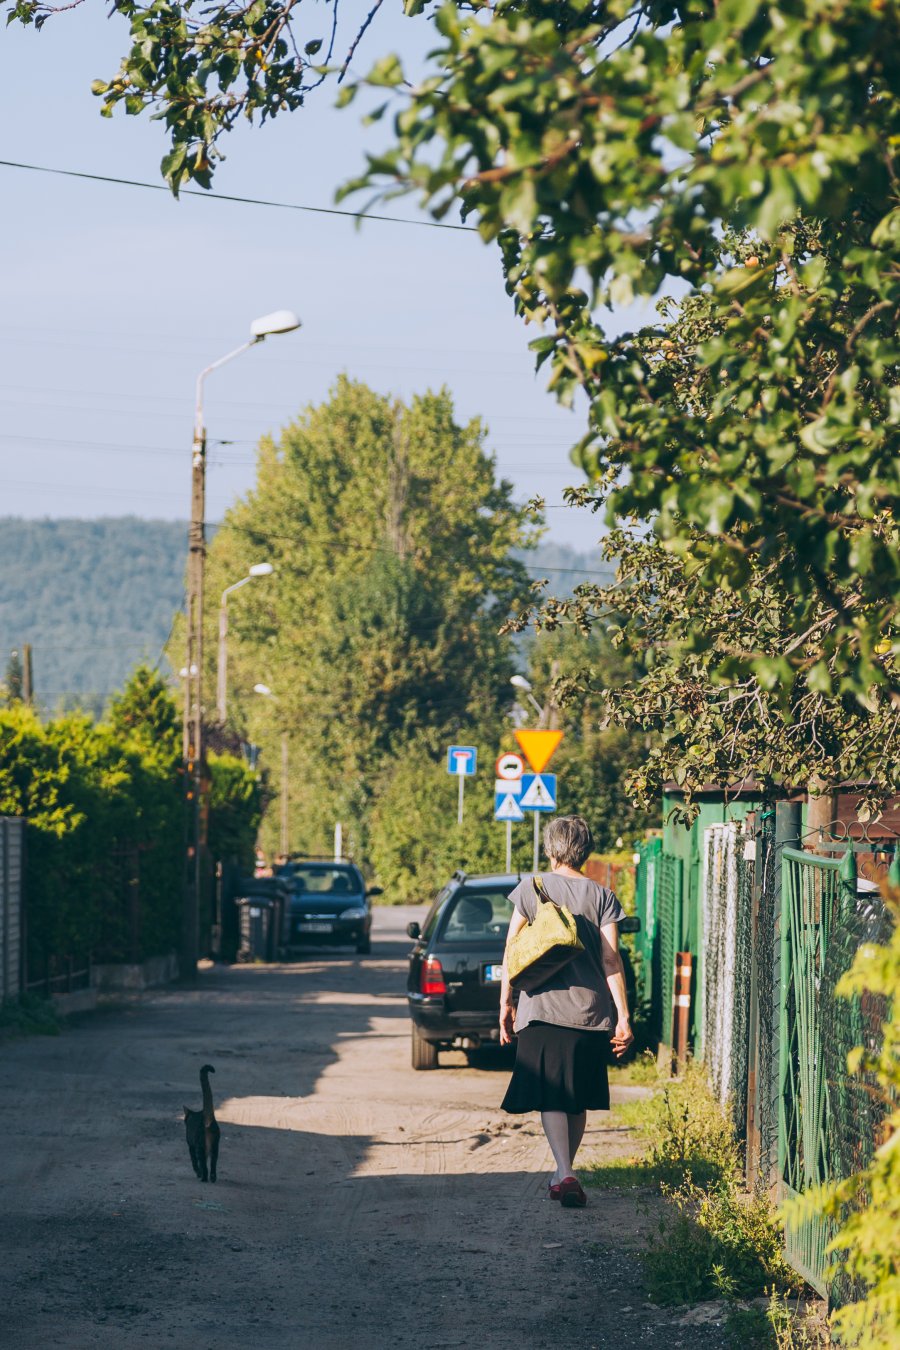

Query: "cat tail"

xmin=199 ymin=1064 xmax=215 ymax=1120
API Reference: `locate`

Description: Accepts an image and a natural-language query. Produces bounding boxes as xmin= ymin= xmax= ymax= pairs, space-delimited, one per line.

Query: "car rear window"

xmin=441 ymin=889 xmax=514 ymax=942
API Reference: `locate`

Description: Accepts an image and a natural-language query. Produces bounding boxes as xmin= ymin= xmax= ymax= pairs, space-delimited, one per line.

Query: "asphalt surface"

xmin=2 ymin=906 xmax=731 ymax=1349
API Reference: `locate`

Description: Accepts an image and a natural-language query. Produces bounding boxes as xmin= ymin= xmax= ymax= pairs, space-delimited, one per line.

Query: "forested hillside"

xmin=0 ymin=518 xmax=186 ymax=713
xmin=0 ymin=518 xmax=608 ymax=713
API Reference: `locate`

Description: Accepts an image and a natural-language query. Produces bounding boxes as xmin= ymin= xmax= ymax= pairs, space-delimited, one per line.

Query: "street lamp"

xmin=510 ymin=674 xmax=545 ymax=722
xmin=182 ymin=310 xmax=300 ymax=981
xmin=254 ymin=684 xmax=289 ymax=858
xmin=217 ymin=562 xmax=275 ymax=724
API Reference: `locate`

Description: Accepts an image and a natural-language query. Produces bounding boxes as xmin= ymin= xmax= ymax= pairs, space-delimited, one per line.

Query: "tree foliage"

xmin=14 ymin=0 xmax=899 ymax=705
xmin=15 ymin=0 xmax=899 ymax=845
xmin=508 ymin=273 xmax=900 ymax=812
xmin=523 ymin=622 xmax=656 ymax=846
xmin=527 ymin=519 xmax=900 ymax=819
xmin=202 ymin=377 xmax=536 ymax=862
xmin=338 ymin=0 xmax=900 ymax=704
xmin=0 ymin=666 xmax=261 ymax=967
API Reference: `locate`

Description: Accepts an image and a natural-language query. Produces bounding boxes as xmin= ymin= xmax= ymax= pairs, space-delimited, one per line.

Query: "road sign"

xmin=514 ymin=729 xmax=563 ymax=774
xmin=494 ymin=791 xmax=525 ymax=823
xmin=446 ymin=745 xmax=477 ymax=776
xmin=495 ymin=752 xmax=525 ymax=781
xmin=494 ymin=777 xmax=522 ymax=795
xmin=520 ymin=773 xmax=557 ymax=812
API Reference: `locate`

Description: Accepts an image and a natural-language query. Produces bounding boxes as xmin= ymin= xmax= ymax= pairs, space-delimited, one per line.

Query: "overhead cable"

xmin=0 ymin=158 xmax=476 ymax=233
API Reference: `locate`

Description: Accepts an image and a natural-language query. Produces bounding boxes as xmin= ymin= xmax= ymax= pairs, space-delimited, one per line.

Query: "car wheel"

xmin=411 ymin=1024 xmax=439 ymax=1071
xmin=356 ymin=935 xmax=372 ymax=955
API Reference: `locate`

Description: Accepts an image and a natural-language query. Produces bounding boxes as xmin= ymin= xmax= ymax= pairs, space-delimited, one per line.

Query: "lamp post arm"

xmin=195 ymin=336 xmax=262 ymax=438
xmin=525 ymin=691 xmax=544 ymax=720
xmin=221 ymin=575 xmax=253 ymax=604
xmin=216 ymin=576 xmax=256 ymax=723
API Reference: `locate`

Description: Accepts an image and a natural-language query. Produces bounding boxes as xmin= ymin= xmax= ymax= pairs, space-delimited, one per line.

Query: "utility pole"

xmin=22 ymin=644 xmax=33 ymax=705
xmin=182 ymin=313 xmax=299 ymax=976
xmin=546 ymin=658 xmax=561 ymax=730
xmin=182 ymin=404 xmax=206 ymax=982
xmin=280 ymin=733 xmax=289 ymax=857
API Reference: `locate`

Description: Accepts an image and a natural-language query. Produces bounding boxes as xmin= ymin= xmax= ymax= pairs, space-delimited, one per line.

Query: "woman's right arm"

xmin=499 ymin=909 xmax=528 ymax=1045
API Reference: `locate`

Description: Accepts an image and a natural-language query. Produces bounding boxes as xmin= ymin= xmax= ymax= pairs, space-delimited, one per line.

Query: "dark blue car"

xmin=276 ymin=859 xmax=382 ymax=955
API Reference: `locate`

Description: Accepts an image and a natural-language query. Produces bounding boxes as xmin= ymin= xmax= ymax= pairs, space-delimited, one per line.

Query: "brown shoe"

xmin=558 ymin=1176 xmax=587 ymax=1208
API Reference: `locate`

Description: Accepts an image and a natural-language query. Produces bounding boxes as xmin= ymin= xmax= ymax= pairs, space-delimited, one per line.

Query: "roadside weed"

xmin=644 ymin=1179 xmax=801 ymax=1306
xmin=609 ymin=1049 xmax=660 ymax=1086
xmin=587 ymin=1060 xmax=738 ymax=1190
xmin=0 ymin=994 xmax=60 ymax=1037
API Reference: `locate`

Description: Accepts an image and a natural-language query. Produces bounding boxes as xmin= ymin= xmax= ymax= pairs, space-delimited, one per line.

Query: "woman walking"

xmin=499 ymin=815 xmax=633 ymax=1208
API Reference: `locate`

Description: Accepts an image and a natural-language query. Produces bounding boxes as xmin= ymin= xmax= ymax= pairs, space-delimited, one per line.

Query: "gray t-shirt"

xmin=510 ymin=873 xmax=626 ymax=1033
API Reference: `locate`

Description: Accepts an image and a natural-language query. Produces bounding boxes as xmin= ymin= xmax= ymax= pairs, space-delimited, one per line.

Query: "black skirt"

xmin=501 ymin=1021 xmax=611 ymax=1114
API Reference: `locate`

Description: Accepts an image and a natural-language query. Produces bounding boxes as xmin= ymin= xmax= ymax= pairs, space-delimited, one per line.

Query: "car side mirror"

xmin=367 ymin=885 xmax=384 ymax=898
xmin=406 ymin=921 xmax=421 ymax=939
xmin=619 ymin=916 xmax=641 ymax=934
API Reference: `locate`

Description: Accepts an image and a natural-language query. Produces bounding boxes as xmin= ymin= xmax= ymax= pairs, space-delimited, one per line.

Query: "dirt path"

xmin=2 ymin=907 xmax=727 ymax=1350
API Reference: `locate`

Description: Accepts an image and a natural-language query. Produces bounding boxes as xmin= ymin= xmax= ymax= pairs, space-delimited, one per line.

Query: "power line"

xmin=0 ymin=159 xmax=476 ymax=234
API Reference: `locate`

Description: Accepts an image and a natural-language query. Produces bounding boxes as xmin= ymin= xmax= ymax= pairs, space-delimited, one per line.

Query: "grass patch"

xmin=0 ymin=993 xmax=61 ymax=1037
xmin=724 ymin=1292 xmax=830 ymax=1349
xmin=585 ymin=1058 xmax=807 ymax=1330
xmin=586 ymin=1059 xmax=738 ymax=1190
xmin=609 ymin=1048 xmax=661 ymax=1086
xmin=644 ymin=1179 xmax=801 ymax=1306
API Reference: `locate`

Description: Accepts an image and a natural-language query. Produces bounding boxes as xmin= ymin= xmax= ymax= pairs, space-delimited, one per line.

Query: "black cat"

xmin=184 ymin=1064 xmax=220 ymax=1183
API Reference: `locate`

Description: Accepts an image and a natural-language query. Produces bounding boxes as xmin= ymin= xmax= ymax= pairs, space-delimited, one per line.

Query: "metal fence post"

xmin=745 ymin=808 xmax=766 ymax=1183
xmin=771 ymin=800 xmax=801 ymax=1195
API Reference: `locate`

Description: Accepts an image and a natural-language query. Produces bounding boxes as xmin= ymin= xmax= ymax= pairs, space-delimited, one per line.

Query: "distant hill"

xmin=0 ymin=518 xmax=186 ymax=714
xmin=0 ymin=518 xmax=612 ymax=713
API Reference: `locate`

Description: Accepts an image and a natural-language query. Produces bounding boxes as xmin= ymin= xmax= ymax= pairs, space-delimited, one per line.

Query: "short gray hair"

xmin=543 ymin=815 xmax=593 ymax=869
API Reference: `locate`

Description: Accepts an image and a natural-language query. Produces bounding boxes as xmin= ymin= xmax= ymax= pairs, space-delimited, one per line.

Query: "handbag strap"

xmin=530 ymin=874 xmax=556 ymax=915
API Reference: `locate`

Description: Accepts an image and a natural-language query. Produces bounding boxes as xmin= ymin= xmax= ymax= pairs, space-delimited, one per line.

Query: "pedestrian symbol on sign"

xmin=520 ymin=773 xmax=557 ymax=812
xmin=494 ymin=792 xmax=525 ymax=823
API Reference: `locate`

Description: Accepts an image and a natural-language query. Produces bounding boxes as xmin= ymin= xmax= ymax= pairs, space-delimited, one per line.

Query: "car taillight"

xmin=421 ymin=955 xmax=447 ymax=996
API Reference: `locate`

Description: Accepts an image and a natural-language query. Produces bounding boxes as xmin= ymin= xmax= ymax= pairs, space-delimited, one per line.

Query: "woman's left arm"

xmin=600 ymin=921 xmax=634 ymax=1058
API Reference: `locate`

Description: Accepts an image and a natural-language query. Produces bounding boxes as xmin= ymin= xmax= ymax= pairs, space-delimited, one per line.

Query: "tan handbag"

xmin=507 ymin=876 xmax=584 ymax=994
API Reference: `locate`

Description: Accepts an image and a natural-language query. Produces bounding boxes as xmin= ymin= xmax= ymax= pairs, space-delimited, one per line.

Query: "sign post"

xmin=519 ymin=772 xmax=558 ymax=870
xmin=495 ymin=752 xmax=526 ymax=872
xmin=447 ymin=745 xmax=477 ymax=825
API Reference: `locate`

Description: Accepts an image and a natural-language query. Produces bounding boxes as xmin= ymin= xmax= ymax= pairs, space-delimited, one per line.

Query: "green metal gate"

xmin=778 ymin=846 xmax=853 ymax=1296
xmin=635 ymin=837 xmax=662 ymax=1014
xmin=658 ymin=852 xmax=683 ymax=1047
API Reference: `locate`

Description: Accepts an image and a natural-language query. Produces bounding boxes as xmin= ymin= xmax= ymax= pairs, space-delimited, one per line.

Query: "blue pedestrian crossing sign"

xmin=446 ymin=745 xmax=477 ymax=776
xmin=520 ymin=773 xmax=557 ymax=812
xmin=494 ymin=790 xmax=525 ymax=822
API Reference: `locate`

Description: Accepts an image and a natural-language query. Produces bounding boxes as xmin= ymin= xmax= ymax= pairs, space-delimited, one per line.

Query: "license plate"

xmin=483 ymin=964 xmax=503 ymax=983
xmin=297 ymin=922 xmax=333 ymax=933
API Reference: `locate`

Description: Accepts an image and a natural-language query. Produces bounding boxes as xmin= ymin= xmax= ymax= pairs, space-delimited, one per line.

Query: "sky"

xmin=0 ymin=3 xmax=638 ymax=553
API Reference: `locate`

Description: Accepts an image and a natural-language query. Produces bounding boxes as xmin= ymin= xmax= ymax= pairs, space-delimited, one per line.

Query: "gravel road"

xmin=2 ymin=906 xmax=729 ymax=1350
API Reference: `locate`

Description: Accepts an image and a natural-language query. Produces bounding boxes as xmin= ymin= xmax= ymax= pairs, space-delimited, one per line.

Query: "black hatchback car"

xmin=405 ymin=870 xmax=639 ymax=1070
xmin=276 ymin=859 xmax=381 ymax=954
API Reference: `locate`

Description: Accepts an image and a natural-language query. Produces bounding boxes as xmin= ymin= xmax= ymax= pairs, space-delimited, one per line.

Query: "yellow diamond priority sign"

xmin=514 ymin=729 xmax=563 ymax=774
